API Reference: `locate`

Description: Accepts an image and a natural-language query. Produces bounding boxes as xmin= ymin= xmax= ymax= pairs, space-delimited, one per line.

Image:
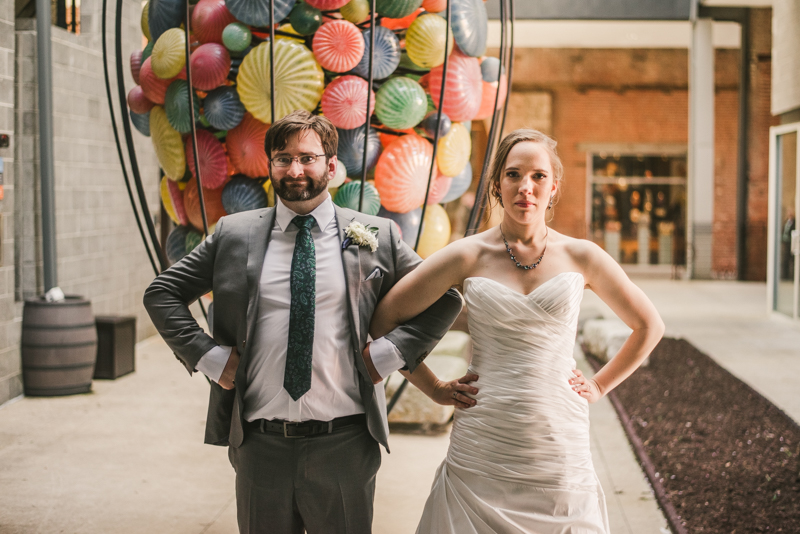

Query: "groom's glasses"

xmin=271 ymin=154 xmax=327 ymax=167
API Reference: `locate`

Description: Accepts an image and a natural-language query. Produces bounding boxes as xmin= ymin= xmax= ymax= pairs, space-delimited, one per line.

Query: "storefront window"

xmin=589 ymin=153 xmax=687 ymax=266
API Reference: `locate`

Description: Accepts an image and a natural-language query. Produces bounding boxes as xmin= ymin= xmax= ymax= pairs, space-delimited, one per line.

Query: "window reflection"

xmin=590 ymin=154 xmax=687 ymax=266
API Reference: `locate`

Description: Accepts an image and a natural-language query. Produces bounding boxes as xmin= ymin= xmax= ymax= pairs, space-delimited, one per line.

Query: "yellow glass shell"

xmin=417 ymin=204 xmax=451 ymax=259
xmin=405 ymin=14 xmax=453 ymax=69
xmin=436 ymin=122 xmax=471 ymax=177
xmin=277 ymin=23 xmax=305 ymax=42
xmin=150 ymin=106 xmax=186 ymax=180
xmin=237 ymin=39 xmax=325 ymax=124
xmin=141 ymin=1 xmax=151 ymax=41
xmin=262 ymin=179 xmax=276 ymax=207
xmin=151 ymin=28 xmax=186 ymax=79
xmin=160 ymin=176 xmax=180 ymax=224
xmin=341 ymin=0 xmax=369 ymax=23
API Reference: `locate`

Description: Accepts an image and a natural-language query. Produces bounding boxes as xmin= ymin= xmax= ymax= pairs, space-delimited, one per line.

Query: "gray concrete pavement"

xmin=583 ymin=280 xmax=800 ymax=424
xmin=0 ymin=335 xmax=668 ymax=533
xmin=5 ymin=278 xmax=793 ymax=533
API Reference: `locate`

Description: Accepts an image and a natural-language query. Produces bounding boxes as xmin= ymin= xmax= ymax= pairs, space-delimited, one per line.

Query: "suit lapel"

xmin=336 ymin=206 xmax=362 ymax=349
xmin=245 ymin=208 xmax=275 ymax=344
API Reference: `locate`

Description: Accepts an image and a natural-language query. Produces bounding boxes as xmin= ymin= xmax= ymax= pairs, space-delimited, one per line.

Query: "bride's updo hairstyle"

xmin=488 ymin=129 xmax=564 ymax=210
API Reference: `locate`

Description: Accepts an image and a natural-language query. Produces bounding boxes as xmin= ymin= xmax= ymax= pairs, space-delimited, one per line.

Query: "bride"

xmin=370 ymin=129 xmax=665 ymax=533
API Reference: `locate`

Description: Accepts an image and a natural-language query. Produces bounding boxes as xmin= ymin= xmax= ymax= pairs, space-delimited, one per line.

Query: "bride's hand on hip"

xmin=432 ymin=373 xmax=480 ymax=409
xmin=569 ymin=369 xmax=602 ymax=403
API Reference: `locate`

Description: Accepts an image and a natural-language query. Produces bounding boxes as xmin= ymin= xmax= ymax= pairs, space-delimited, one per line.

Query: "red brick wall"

xmin=713 ymin=89 xmax=740 ymax=278
xmin=549 ymin=87 xmax=689 ymax=239
xmin=494 ymin=44 xmax=774 ymax=278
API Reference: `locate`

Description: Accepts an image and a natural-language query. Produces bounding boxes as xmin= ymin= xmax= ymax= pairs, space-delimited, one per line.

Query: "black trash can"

xmin=94 ymin=316 xmax=136 ymax=379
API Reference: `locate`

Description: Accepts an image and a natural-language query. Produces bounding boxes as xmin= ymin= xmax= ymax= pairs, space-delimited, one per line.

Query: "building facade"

xmin=0 ymin=0 xmax=161 ymax=405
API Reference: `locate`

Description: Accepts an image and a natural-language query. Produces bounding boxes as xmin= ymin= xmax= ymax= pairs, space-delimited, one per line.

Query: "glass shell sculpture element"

xmin=236 ymin=39 xmax=325 ymax=123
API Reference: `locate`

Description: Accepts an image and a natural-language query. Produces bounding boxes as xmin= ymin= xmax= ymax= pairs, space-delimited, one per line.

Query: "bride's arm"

xmin=370 ymin=240 xmax=471 ymax=339
xmin=371 ymin=240 xmax=479 ymax=407
xmin=573 ymin=241 xmax=665 ymax=402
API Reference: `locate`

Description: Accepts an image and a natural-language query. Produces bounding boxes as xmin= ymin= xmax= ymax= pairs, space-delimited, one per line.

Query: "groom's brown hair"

xmin=264 ymin=110 xmax=338 ymax=160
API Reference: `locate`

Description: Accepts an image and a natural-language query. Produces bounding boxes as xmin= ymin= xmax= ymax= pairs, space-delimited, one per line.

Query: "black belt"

xmin=247 ymin=413 xmax=366 ymax=438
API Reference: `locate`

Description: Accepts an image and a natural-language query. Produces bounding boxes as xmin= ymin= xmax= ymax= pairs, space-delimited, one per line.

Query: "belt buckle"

xmin=283 ymin=421 xmax=305 ymax=438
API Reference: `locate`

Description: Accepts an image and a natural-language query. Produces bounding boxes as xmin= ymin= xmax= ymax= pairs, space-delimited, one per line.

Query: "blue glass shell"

xmin=336 ymin=126 xmax=381 ymax=178
xmin=204 ymin=86 xmax=246 ymax=131
xmin=148 ymin=0 xmax=184 ymax=42
xmin=451 ymin=0 xmax=487 ymax=58
xmin=352 ymin=26 xmax=401 ymax=81
xmin=166 ymin=225 xmax=191 ymax=263
xmin=222 ymin=176 xmax=268 ymax=214
xmin=441 ymin=161 xmax=472 ymax=204
xmin=334 ymin=180 xmax=381 ymax=216
xmin=480 ymin=57 xmax=502 ymax=83
xmin=130 ymin=110 xmax=151 ymax=137
xmin=378 ymin=206 xmax=422 ymax=247
xmin=224 ymin=0 xmax=294 ymax=29
xmin=421 ymin=113 xmax=451 ymax=139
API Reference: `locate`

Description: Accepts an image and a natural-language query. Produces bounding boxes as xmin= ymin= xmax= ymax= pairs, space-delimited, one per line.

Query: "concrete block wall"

xmin=2 ymin=0 xmax=160 ymax=406
xmin=0 ymin=0 xmax=20 ymax=403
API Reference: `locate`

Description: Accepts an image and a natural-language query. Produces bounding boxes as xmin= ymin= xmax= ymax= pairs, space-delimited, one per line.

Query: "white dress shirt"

xmin=196 ymin=195 xmax=405 ymax=422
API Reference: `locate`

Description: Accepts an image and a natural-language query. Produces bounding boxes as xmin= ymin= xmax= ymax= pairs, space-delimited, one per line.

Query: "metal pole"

xmin=101 ymin=0 xmax=159 ymax=275
xmin=116 ymin=0 xmax=169 ymax=270
xmin=465 ymin=0 xmax=508 ymax=236
xmin=414 ymin=0 xmax=451 ymax=251
xmin=498 ymin=0 xmax=514 ymax=142
xmin=185 ymin=0 xmax=209 ymax=236
xmin=736 ymin=10 xmax=750 ymax=280
xmin=36 ymin=0 xmax=58 ymax=291
xmin=358 ymin=0 xmax=377 ymax=212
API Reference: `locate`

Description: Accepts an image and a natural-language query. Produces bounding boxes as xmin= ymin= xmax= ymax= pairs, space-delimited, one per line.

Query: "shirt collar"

xmin=275 ymin=193 xmax=336 ymax=232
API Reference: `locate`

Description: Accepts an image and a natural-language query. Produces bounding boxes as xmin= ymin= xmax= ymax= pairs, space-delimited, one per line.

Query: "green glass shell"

xmin=333 ymin=180 xmax=381 ymax=216
xmin=375 ymin=0 xmax=421 ymax=19
xmin=164 ymin=79 xmax=200 ymax=134
xmin=184 ymin=229 xmax=203 ymax=254
xmin=289 ymin=3 xmax=323 ymax=36
xmin=222 ymin=22 xmax=252 ymax=53
xmin=374 ymin=77 xmax=427 ymax=130
xmin=142 ymin=40 xmax=155 ymax=63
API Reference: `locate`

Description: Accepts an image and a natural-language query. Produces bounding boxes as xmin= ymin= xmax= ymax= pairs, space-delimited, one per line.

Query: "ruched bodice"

xmin=416 ymin=272 xmax=609 ymax=534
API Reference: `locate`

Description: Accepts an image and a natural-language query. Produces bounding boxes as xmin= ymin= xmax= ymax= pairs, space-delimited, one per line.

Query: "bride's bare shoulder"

xmin=429 ymin=229 xmax=497 ymax=270
xmin=553 ymin=231 xmax=606 ymax=268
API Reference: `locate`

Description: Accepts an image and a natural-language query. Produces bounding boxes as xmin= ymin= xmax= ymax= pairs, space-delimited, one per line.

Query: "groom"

xmin=143 ymin=110 xmax=463 ymax=533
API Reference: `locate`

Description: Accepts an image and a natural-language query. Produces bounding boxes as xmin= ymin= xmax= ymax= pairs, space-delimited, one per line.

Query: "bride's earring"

xmin=497 ymin=191 xmax=504 ymax=207
xmin=548 ymin=195 xmax=554 ymax=210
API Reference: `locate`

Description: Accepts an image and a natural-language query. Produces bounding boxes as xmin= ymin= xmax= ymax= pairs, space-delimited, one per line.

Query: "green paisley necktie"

xmin=284 ymin=215 xmax=316 ymax=401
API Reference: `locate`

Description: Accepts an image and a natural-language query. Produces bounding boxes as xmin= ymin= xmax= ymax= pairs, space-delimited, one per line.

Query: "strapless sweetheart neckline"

xmin=464 ymin=271 xmax=584 ymax=298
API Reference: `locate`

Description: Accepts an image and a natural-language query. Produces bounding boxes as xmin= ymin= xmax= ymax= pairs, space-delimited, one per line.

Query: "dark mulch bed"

xmin=587 ymin=338 xmax=800 ymax=533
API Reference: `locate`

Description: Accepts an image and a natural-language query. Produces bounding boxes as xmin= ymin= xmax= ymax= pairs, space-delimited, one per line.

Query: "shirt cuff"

xmin=369 ymin=337 xmax=406 ymax=380
xmin=195 ymin=345 xmax=232 ymax=383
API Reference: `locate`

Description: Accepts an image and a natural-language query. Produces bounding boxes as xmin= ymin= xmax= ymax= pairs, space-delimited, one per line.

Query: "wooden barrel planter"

xmin=21 ymin=296 xmax=97 ymax=396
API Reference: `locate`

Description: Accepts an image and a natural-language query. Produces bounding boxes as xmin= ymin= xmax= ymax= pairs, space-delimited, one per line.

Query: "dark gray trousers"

xmin=228 ymin=422 xmax=381 ymax=534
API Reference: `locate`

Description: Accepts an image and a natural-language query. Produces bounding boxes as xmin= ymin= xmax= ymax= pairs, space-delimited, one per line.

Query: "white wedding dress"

xmin=416 ymin=272 xmax=609 ymax=534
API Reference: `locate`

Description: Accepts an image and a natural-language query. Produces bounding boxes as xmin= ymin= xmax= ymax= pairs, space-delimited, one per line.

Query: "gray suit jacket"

xmin=143 ymin=204 xmax=462 ymax=450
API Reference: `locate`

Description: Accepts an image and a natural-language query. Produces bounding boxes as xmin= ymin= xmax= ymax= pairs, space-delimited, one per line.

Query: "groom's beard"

xmin=270 ymin=166 xmax=329 ymax=202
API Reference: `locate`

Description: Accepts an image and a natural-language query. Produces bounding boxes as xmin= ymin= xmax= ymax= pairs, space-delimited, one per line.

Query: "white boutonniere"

xmin=343 ymin=221 xmax=379 ymax=252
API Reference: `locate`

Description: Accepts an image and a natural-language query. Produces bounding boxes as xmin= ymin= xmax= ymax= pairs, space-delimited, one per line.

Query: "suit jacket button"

xmin=242 ymin=340 xmax=246 ymax=348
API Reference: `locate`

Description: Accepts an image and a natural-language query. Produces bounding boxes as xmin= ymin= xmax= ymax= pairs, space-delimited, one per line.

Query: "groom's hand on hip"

xmin=218 ymin=346 xmax=240 ymax=390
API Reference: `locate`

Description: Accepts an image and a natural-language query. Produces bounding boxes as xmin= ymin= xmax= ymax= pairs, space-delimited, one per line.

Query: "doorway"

xmin=768 ymin=124 xmax=800 ymax=319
